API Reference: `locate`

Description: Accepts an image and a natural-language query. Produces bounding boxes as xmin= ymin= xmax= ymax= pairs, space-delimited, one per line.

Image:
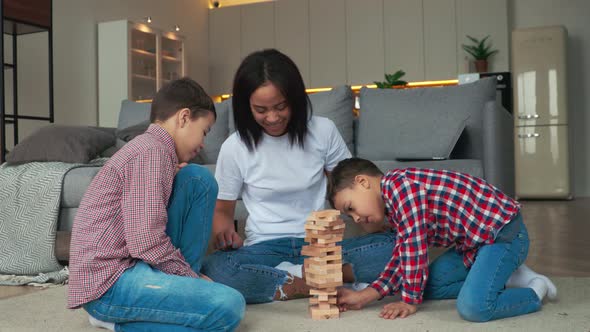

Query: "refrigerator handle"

xmin=518 ymin=133 xmax=540 ymax=138
xmin=517 ymin=114 xmax=540 ymax=119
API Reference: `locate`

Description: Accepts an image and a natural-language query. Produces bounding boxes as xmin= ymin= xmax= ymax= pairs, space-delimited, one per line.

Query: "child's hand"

xmin=337 ymin=287 xmax=380 ymax=311
xmin=379 ymin=301 xmax=417 ymax=319
xmin=176 ymin=162 xmax=188 ymax=175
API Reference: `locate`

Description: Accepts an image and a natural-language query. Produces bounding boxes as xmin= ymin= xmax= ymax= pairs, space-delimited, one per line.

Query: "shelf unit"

xmin=98 ymin=20 xmax=185 ymax=127
xmin=0 ymin=0 xmax=53 ymax=163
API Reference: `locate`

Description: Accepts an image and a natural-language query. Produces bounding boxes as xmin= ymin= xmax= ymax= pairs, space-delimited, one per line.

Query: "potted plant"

xmin=461 ymin=35 xmax=498 ymax=73
xmin=374 ymin=70 xmax=407 ymax=89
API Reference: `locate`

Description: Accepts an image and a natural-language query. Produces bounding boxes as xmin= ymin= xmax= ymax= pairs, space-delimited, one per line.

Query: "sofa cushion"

xmin=357 ymin=77 xmax=496 ymax=161
xmin=117 ymin=100 xmax=151 ymax=130
xmin=372 ymin=159 xmax=484 ymax=179
xmin=309 ymin=86 xmax=355 ymax=154
xmin=201 ymin=100 xmax=229 ymax=164
xmin=61 ymin=166 xmax=103 ymax=208
xmin=6 ymin=125 xmax=115 ymax=165
xmin=393 ymin=116 xmax=469 ymax=160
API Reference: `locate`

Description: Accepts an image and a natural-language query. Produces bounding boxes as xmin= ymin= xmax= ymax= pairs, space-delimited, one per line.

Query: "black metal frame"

xmin=0 ymin=0 xmax=54 ymax=163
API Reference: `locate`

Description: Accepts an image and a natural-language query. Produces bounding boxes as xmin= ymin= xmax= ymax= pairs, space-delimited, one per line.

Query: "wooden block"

xmin=305 ymin=232 xmax=343 ymax=240
xmin=301 ymin=245 xmax=341 ymax=257
xmin=305 ymin=263 xmax=343 ymax=274
xmin=305 ymin=271 xmax=343 ymax=281
xmin=309 ymin=297 xmax=337 ymax=305
xmin=308 ymin=255 xmax=342 ymax=264
xmin=304 ymin=224 xmax=329 ymax=231
xmin=312 ymin=209 xmax=341 ymax=219
xmin=309 ymin=305 xmax=340 ymax=320
xmin=306 ymin=278 xmax=343 ymax=289
xmin=305 ymin=236 xmax=343 ymax=245
xmin=310 ymin=218 xmax=345 ymax=228
xmin=309 ymin=288 xmax=337 ymax=296
xmin=309 ymin=228 xmax=345 ymax=236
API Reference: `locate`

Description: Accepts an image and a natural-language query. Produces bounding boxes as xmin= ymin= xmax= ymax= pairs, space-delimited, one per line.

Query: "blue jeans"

xmin=424 ymin=213 xmax=541 ymax=322
xmin=201 ymin=231 xmax=397 ymax=303
xmin=83 ymin=165 xmax=246 ymax=331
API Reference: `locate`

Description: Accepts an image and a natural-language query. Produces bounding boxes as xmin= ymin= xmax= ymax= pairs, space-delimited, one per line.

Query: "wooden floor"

xmin=1 ymin=198 xmax=589 ymax=300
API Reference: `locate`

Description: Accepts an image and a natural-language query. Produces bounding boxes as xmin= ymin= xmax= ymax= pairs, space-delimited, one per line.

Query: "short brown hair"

xmin=150 ymin=77 xmax=216 ymax=123
xmin=328 ymin=158 xmax=384 ymax=207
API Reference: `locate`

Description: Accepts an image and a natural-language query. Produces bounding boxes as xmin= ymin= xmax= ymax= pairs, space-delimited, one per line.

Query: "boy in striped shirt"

xmin=328 ymin=157 xmax=556 ymax=322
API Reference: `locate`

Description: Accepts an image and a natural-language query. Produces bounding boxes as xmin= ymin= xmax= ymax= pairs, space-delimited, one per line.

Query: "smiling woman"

xmin=201 ymin=49 xmax=397 ymax=305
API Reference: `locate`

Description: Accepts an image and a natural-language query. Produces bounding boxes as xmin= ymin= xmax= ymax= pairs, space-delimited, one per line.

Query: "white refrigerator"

xmin=513 ymin=26 xmax=572 ymax=199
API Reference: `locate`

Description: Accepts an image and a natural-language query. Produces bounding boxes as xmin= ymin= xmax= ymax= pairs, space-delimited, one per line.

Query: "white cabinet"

xmin=98 ymin=20 xmax=186 ymax=127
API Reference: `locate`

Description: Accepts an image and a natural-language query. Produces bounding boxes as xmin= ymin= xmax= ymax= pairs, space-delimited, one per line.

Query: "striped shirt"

xmin=67 ymin=124 xmax=197 ymax=309
xmin=370 ymin=168 xmax=520 ymax=305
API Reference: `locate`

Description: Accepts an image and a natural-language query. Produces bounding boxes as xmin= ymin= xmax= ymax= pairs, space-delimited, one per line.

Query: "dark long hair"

xmin=232 ymin=49 xmax=311 ymax=151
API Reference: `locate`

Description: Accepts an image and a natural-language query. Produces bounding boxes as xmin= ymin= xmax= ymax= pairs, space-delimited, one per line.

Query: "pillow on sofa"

xmin=357 ymin=77 xmax=496 ymax=160
xmin=309 ymin=85 xmax=355 ymax=154
xmin=394 ymin=116 xmax=469 ymax=160
xmin=6 ymin=125 xmax=115 ymax=165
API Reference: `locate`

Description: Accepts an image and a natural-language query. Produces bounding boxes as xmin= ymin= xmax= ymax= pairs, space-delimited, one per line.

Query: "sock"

xmin=528 ymin=277 xmax=548 ymax=301
xmin=506 ymin=264 xmax=557 ymax=300
xmin=88 ymin=315 xmax=115 ymax=331
xmin=351 ymin=282 xmax=370 ymax=291
xmin=275 ymin=261 xmax=303 ymax=279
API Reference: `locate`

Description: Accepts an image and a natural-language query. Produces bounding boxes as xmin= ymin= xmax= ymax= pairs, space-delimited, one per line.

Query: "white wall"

xmin=1 ymin=0 xmax=210 ymax=150
xmin=208 ymin=0 xmax=510 ymax=94
xmin=510 ymin=0 xmax=590 ymax=197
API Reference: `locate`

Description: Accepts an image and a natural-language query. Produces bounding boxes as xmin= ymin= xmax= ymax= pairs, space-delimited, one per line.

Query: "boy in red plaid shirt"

xmin=328 ymin=158 xmax=556 ymax=322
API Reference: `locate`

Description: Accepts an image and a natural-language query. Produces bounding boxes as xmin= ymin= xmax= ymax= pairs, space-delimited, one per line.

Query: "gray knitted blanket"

xmin=0 ymin=160 xmax=104 ymax=277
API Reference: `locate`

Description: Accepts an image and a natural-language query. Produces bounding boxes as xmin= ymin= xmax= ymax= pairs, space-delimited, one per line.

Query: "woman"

xmin=202 ymin=49 xmax=396 ymax=303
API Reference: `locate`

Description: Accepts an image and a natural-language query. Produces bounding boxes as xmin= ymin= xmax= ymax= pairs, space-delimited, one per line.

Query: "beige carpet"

xmin=1 ymin=278 xmax=589 ymax=332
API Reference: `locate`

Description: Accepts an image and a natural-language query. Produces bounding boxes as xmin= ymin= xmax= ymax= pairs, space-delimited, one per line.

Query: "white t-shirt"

xmin=215 ymin=116 xmax=351 ymax=246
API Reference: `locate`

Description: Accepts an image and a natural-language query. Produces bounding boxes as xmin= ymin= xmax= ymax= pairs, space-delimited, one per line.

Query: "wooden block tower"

xmin=302 ymin=209 xmax=345 ymax=320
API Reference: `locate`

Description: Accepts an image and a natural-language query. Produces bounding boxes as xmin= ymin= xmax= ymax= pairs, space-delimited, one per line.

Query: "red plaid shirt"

xmin=67 ymin=124 xmax=197 ymax=309
xmin=370 ymin=168 xmax=520 ymax=305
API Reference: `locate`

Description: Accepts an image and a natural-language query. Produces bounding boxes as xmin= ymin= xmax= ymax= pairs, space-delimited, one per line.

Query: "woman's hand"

xmin=379 ymin=301 xmax=417 ymax=319
xmin=337 ymin=287 xmax=380 ymax=311
xmin=215 ymin=227 xmax=244 ymax=250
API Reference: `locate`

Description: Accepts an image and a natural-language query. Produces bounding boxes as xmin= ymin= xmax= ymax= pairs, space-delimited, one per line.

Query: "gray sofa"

xmin=55 ymin=77 xmax=514 ymax=260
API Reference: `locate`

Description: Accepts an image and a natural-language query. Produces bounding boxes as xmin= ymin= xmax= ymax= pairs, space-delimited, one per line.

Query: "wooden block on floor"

xmin=309 ymin=305 xmax=340 ymax=320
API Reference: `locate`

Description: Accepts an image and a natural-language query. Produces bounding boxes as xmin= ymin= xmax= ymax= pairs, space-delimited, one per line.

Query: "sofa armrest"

xmin=482 ymin=101 xmax=515 ymax=197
